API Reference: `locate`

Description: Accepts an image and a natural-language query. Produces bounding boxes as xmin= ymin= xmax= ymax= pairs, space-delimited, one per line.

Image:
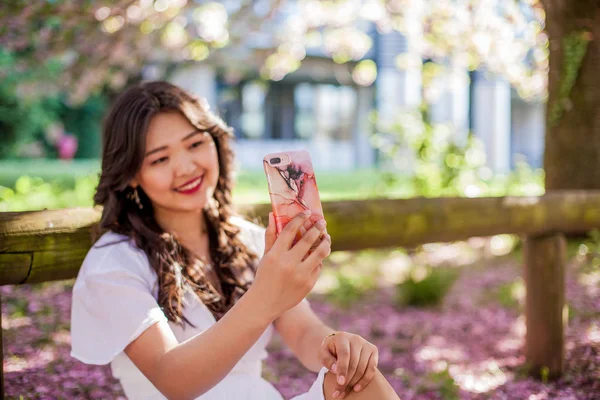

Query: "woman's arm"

xmin=274 ymin=301 xmax=336 ymax=372
xmin=125 ymin=288 xmax=274 ymax=400
xmin=125 ymin=212 xmax=330 ymax=400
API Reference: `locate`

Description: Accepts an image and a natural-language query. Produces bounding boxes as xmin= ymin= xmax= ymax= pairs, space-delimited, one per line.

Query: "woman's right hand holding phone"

xmin=249 ymin=210 xmax=331 ymax=321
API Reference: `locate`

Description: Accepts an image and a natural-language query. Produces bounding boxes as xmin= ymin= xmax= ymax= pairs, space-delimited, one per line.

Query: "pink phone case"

xmin=263 ymin=150 xmax=325 ymax=242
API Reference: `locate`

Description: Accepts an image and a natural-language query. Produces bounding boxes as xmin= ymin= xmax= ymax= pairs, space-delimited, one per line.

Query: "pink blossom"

xmin=56 ymin=134 xmax=78 ymax=160
xmin=2 ymin=251 xmax=599 ymax=399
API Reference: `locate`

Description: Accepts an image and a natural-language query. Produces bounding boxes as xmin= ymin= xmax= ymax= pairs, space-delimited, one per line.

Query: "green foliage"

xmin=540 ymin=365 xmax=550 ymax=384
xmin=494 ymin=278 xmax=525 ymax=310
xmin=396 ymin=266 xmax=459 ymax=307
xmin=0 ymin=47 xmax=109 ymax=160
xmin=0 ymin=159 xmax=100 ymax=188
xmin=0 ymin=152 xmax=543 ymax=212
xmin=6 ymin=297 xmax=29 ymax=318
xmin=418 ymin=367 xmax=460 ymax=399
xmin=549 ymin=31 xmax=592 ymax=127
xmin=371 ymin=107 xmax=545 ymax=198
xmin=233 ymin=169 xmax=403 ymax=204
xmin=59 ymin=94 xmax=107 ymax=158
xmin=326 ymin=270 xmax=375 ymax=308
xmin=0 ymin=48 xmax=63 ymax=158
xmin=371 ymin=105 xmax=489 ymax=197
xmin=580 ymin=229 xmax=600 ymax=272
xmin=5 ymin=395 xmax=27 ymax=400
xmin=512 ymin=361 xmax=533 ymax=380
xmin=0 ymin=175 xmax=97 ymax=211
xmin=0 ymin=165 xmax=412 ymax=211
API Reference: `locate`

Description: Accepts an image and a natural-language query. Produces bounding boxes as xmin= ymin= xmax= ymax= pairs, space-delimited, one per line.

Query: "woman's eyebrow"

xmin=145 ymin=129 xmax=202 ymax=157
xmin=181 ymin=129 xmax=203 ymax=141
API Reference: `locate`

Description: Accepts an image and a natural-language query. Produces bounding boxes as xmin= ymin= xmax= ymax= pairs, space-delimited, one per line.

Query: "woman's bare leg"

xmin=323 ymin=369 xmax=400 ymax=400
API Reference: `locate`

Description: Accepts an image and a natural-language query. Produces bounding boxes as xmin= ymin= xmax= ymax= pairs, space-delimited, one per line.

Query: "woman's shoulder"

xmin=230 ymin=215 xmax=265 ymax=234
xmin=76 ymin=231 xmax=151 ymax=284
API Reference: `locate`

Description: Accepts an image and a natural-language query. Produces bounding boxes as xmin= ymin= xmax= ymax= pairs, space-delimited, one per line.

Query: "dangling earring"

xmin=128 ymin=187 xmax=143 ymax=209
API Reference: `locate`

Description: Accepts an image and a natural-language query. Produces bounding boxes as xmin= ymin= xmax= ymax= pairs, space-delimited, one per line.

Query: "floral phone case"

xmin=263 ymin=150 xmax=325 ymax=243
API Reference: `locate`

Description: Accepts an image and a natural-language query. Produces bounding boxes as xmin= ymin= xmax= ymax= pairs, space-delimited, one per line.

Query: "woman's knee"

xmin=323 ymin=368 xmax=400 ymax=400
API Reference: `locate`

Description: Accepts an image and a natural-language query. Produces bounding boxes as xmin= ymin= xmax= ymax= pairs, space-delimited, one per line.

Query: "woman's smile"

xmin=174 ymin=174 xmax=204 ymax=194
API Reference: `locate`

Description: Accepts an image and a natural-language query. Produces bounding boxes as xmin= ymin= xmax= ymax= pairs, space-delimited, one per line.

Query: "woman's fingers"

xmin=347 ymin=344 xmax=362 ymax=384
xmin=351 ymin=349 xmax=379 ymax=393
xmin=343 ymin=347 xmax=374 ymax=396
xmin=325 ymin=334 xmax=380 ymax=399
xmin=290 ymin=219 xmax=327 ymax=259
xmin=300 ymin=233 xmax=331 ymax=270
xmin=264 ymin=212 xmax=277 ymax=254
xmin=330 ymin=337 xmax=350 ymax=399
xmin=306 ymin=229 xmax=328 ymax=260
xmin=318 ymin=344 xmax=338 ymax=372
xmin=272 ymin=211 xmax=311 ymax=252
xmin=334 ymin=339 xmax=351 ymax=386
xmin=338 ymin=344 xmax=361 ymax=398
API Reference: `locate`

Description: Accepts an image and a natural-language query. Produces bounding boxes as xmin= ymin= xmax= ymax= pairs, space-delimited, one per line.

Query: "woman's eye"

xmin=151 ymin=157 xmax=168 ymax=166
xmin=190 ymin=141 xmax=204 ymax=149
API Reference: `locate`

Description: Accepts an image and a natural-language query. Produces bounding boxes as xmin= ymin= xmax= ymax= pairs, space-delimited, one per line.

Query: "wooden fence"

xmin=2 ymin=191 xmax=600 ymax=395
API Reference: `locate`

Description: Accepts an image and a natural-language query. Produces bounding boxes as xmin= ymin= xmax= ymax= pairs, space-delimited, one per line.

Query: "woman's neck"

xmin=153 ymin=207 xmax=209 ymax=251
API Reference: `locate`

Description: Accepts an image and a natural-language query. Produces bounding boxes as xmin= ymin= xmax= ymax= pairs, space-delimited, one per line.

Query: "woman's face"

xmin=132 ymin=111 xmax=220 ymax=215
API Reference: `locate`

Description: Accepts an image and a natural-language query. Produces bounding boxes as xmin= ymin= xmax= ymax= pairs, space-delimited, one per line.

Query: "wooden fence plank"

xmin=2 ymin=193 xmax=600 ymax=285
xmin=0 ymin=253 xmax=31 ymax=285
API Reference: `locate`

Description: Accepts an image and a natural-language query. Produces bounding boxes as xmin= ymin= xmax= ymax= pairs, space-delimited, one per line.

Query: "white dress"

xmin=70 ymin=216 xmax=327 ymax=400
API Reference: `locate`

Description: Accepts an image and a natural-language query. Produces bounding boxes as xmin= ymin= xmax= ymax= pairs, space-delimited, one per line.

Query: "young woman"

xmin=70 ymin=81 xmax=400 ymax=400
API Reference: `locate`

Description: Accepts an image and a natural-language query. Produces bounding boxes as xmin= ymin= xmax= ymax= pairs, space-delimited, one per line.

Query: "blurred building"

xmin=157 ymin=9 xmax=545 ymax=173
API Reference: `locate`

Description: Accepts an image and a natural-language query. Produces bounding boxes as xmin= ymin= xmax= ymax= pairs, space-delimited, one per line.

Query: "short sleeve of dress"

xmin=70 ymin=235 xmax=168 ymax=365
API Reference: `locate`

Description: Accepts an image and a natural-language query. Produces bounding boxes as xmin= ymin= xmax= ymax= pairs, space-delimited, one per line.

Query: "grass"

xmin=420 ymin=367 xmax=460 ymax=400
xmin=232 ymin=168 xmax=408 ymax=204
xmin=0 ymin=159 xmax=415 ymax=211
xmin=0 ymin=159 xmax=401 ymax=199
xmin=396 ymin=266 xmax=460 ymax=307
xmin=0 ymin=159 xmax=101 ymax=187
xmin=494 ymin=278 xmax=525 ymax=310
xmin=0 ymin=157 xmax=547 ymax=211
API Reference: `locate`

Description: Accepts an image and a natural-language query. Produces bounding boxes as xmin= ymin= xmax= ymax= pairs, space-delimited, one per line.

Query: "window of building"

xmin=240 ymin=81 xmax=267 ymax=139
xmin=218 ymin=79 xmax=358 ymax=141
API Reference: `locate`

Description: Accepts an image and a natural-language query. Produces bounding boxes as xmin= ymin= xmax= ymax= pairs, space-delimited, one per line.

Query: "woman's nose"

xmin=174 ymin=153 xmax=197 ymax=176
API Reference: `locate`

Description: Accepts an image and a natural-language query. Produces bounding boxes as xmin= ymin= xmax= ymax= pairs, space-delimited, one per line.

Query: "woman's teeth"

xmin=176 ymin=176 xmax=203 ymax=191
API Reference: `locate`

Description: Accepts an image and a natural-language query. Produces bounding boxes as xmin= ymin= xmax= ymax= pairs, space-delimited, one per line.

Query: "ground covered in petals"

xmin=2 ymin=241 xmax=599 ymax=399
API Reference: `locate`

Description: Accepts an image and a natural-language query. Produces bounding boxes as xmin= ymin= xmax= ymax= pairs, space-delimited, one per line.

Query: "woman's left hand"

xmin=318 ymin=331 xmax=379 ymax=398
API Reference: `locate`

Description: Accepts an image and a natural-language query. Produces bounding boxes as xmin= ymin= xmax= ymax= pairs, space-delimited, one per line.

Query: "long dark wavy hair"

xmin=94 ymin=81 xmax=259 ymax=327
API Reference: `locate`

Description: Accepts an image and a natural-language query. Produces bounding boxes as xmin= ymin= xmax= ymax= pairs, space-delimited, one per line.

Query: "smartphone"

xmin=263 ymin=150 xmax=325 ymax=244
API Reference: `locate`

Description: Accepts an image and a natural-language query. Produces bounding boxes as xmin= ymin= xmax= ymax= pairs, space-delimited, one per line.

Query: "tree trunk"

xmin=542 ymin=0 xmax=600 ymax=190
xmin=529 ymin=0 xmax=600 ymax=380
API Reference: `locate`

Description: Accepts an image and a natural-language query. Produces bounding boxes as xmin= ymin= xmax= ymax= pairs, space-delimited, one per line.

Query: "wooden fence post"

xmin=523 ymin=233 xmax=567 ymax=379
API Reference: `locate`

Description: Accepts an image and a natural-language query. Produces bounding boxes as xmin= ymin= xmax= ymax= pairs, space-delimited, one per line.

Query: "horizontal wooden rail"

xmin=2 ymin=191 xmax=600 ymax=285
xmin=2 ymin=191 xmax=600 ymax=384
